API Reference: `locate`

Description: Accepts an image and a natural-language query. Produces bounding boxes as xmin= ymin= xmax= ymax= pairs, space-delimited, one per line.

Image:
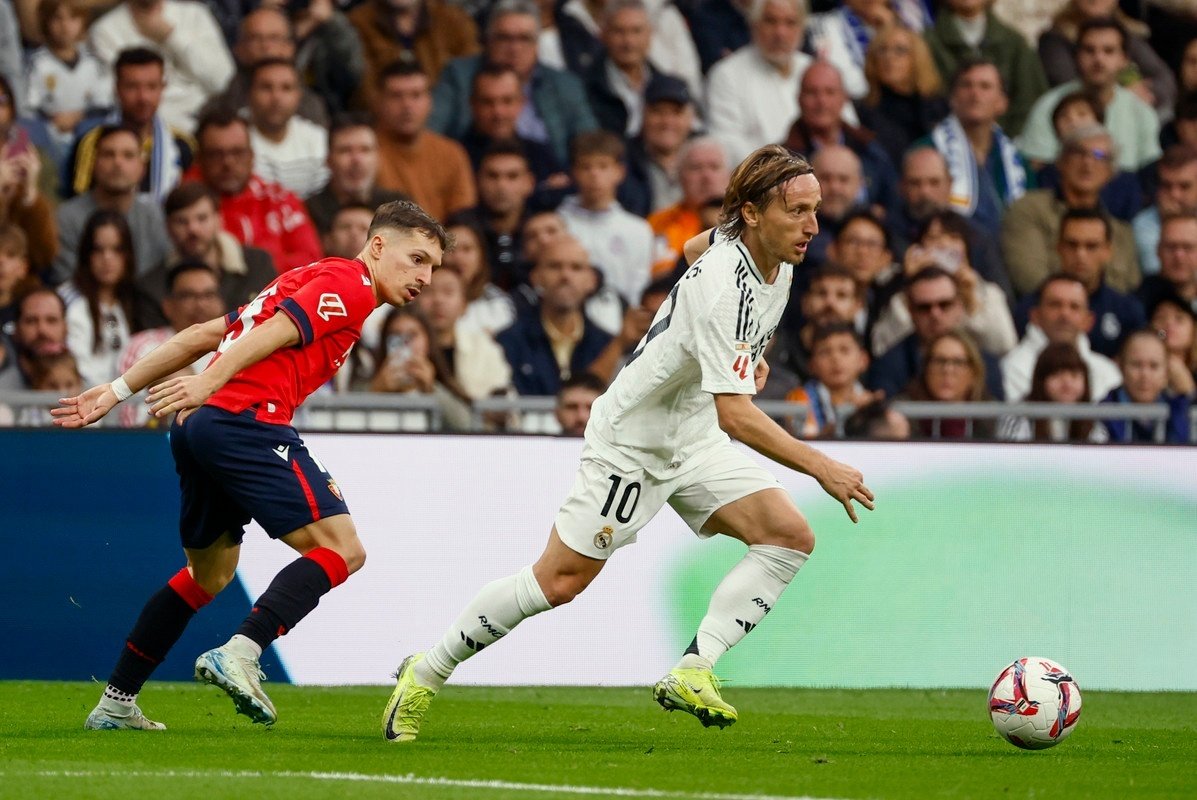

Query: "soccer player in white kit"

xmin=382 ymin=145 xmax=875 ymax=739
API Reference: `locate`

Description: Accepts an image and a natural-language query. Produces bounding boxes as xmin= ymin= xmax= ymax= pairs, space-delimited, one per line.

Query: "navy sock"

xmin=236 ymin=549 xmax=347 ymax=651
xmin=109 ymin=569 xmax=213 ymax=695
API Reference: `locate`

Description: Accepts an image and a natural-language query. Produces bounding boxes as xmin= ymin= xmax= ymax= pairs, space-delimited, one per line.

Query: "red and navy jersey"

xmin=205 ymin=257 xmax=377 ymax=424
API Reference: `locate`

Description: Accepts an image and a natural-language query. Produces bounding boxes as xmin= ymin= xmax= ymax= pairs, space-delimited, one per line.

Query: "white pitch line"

xmin=9 ymin=769 xmax=848 ymax=800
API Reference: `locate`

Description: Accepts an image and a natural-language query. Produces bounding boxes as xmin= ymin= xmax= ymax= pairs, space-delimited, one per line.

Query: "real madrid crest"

xmin=593 ymin=525 xmax=614 ymax=550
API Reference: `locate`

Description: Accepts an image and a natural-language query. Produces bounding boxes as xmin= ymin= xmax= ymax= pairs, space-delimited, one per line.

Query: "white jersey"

xmin=586 ymin=234 xmax=793 ymax=478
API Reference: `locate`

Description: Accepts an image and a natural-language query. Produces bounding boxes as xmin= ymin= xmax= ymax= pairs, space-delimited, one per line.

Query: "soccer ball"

xmin=988 ymin=657 xmax=1082 ymax=750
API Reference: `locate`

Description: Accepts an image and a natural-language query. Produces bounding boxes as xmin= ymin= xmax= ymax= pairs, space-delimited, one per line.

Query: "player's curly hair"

xmin=718 ymin=145 xmax=814 ymax=241
xmin=369 ymin=200 xmax=455 ymax=253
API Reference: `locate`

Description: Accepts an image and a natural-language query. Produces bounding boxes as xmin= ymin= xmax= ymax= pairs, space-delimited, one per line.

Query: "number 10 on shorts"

xmin=601 ymin=475 xmax=642 ymax=524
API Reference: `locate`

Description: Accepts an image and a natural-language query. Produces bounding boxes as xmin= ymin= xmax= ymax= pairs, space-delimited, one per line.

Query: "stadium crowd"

xmin=0 ymin=0 xmax=1195 ymax=442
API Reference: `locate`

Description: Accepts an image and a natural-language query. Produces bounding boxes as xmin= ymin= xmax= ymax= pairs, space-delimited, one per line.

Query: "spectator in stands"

xmin=785 ymin=321 xmax=877 ymax=438
xmin=900 ymin=329 xmax=995 ymax=439
xmin=806 ymin=0 xmax=896 ymax=102
xmin=858 ymin=23 xmax=949 ymax=165
xmin=623 ymin=74 xmax=695 ymax=217
xmin=118 ymin=259 xmax=222 ymax=426
xmin=924 ymin=56 xmax=1031 ymax=239
xmin=648 ymin=137 xmax=729 ymax=278
xmin=558 ymin=130 xmax=654 ymax=306
xmin=460 ymin=66 xmax=564 ymax=187
xmin=998 ymin=341 xmax=1104 ymax=442
xmin=321 ymin=204 xmax=374 ymax=260
xmin=4 ymin=348 xmax=81 ymax=425
xmin=67 ymin=48 xmax=193 ymax=202
xmin=0 ymin=287 xmax=67 ymax=390
xmin=1032 ymin=90 xmax=1143 ymax=222
xmin=0 ymin=139 xmax=57 ymax=278
xmin=0 ymin=0 xmax=21 ymax=112
xmin=136 ymin=181 xmax=275 ymax=329
xmin=1002 ymin=124 xmax=1140 ymax=296
xmin=0 ymin=224 xmax=37 ymax=330
xmin=706 ymin=0 xmax=812 ymax=164
xmin=583 ymin=0 xmax=672 ymax=137
xmin=1100 ymin=329 xmax=1192 ymax=443
xmin=442 ymin=217 xmax=516 ymax=336
xmin=868 ymin=265 xmax=1006 ymax=400
xmin=1000 ymin=273 xmax=1121 ymax=400
xmin=194 ymin=110 xmax=322 ymax=271
xmin=549 ymin=0 xmax=702 ymax=102
xmin=496 ymin=234 xmax=612 ymax=395
xmin=924 ymin=0 xmax=1047 ymax=137
xmin=1020 ymin=18 xmax=1161 ymax=171
xmin=825 ymin=209 xmax=900 ymax=334
xmin=306 ymin=114 xmax=410 ymax=236
xmin=554 ymin=371 xmax=605 ymax=436
xmin=1038 ymin=0 xmax=1175 ymax=118
xmin=455 ymin=141 xmax=537 ymax=291
xmin=1149 ymin=292 xmax=1197 ymax=398
xmin=773 ymin=264 xmax=865 ymax=381
xmin=419 ymin=266 xmax=513 ymax=401
xmin=54 ymin=124 xmax=169 ymax=283
xmin=805 ymin=145 xmax=865 ymax=267
xmin=2 ymin=69 xmax=62 ymax=234
xmin=842 ymin=397 xmax=911 ymax=439
xmin=1138 ymin=213 xmax=1197 ymax=317
xmin=349 ymin=0 xmax=479 ymax=109
xmin=373 ymin=61 xmax=477 ymax=223
xmin=871 ymin=210 xmax=1017 ymax=357
xmin=1163 ymin=90 xmax=1197 ymax=153
xmin=245 ymin=59 xmax=329 ymax=199
xmin=292 ymin=0 xmax=367 ymax=116
xmin=888 ymin=147 xmax=1011 ymax=295
xmin=782 ymin=61 xmax=899 ymax=218
xmin=1012 ymin=208 xmax=1144 ymax=357
xmin=368 ymin=304 xmax=473 ymax=431
xmin=59 ymin=210 xmax=137 ymax=386
xmin=430 ymin=0 xmax=599 ymax=165
xmin=1133 ymin=146 xmax=1197 ymax=276
xmin=23 ymin=0 xmax=112 ymax=167
xmin=89 ymin=0 xmax=235 ymax=132
xmin=202 ymin=7 xmax=331 ymax=127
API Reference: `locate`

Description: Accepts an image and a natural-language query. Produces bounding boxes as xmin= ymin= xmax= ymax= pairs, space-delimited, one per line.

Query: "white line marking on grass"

xmin=10 ymin=769 xmax=847 ymax=800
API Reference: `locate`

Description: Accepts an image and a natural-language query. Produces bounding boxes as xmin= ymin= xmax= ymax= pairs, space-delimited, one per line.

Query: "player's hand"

xmin=52 ymin=384 xmax=118 ymax=428
xmin=815 ymin=457 xmax=875 ymax=524
xmin=146 ymin=374 xmax=217 ymax=417
xmin=754 ymin=357 xmax=770 ymax=392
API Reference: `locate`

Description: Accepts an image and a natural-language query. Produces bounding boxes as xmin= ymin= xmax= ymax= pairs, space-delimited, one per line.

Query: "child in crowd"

xmin=786 ymin=322 xmax=878 ymax=438
xmin=999 ymin=341 xmax=1105 ymax=443
xmin=24 ymin=0 xmax=112 ymax=165
xmin=0 ymin=223 xmax=37 ymax=332
xmin=557 ymin=131 xmax=653 ymax=307
xmin=1101 ymin=330 xmax=1193 ymax=443
xmin=1149 ymin=294 xmax=1197 ymax=397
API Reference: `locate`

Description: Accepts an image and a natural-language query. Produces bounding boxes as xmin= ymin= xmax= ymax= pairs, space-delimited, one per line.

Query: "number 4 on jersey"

xmin=732 ymin=355 xmax=751 ymax=380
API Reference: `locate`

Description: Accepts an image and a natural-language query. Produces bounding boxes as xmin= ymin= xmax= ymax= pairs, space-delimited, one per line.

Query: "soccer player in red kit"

xmin=54 ymin=201 xmax=451 ymax=730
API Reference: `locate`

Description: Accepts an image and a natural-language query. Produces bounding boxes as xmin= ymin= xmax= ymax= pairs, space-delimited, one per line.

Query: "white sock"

xmin=682 ymin=544 xmax=808 ymax=669
xmin=226 ymin=634 xmax=262 ymax=660
xmin=101 ymin=685 xmax=136 ymax=710
xmin=417 ymin=565 xmax=551 ymax=689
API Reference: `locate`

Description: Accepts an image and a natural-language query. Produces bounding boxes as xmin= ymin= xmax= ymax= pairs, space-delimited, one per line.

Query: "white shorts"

xmin=554 ymin=441 xmax=784 ymax=560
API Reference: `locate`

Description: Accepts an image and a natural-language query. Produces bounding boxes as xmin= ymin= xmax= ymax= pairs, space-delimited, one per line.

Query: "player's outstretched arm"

xmin=146 ymin=313 xmax=301 ymax=418
xmin=52 ymin=316 xmax=230 ymax=429
xmin=713 ymin=393 xmax=875 ymax=523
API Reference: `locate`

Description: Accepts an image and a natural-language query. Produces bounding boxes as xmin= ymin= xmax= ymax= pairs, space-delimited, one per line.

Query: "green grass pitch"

xmin=1 ymin=681 xmax=1193 ymax=799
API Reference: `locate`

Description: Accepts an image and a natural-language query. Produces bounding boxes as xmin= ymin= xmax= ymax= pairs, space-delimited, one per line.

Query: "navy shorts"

xmin=170 ymin=405 xmax=350 ymax=550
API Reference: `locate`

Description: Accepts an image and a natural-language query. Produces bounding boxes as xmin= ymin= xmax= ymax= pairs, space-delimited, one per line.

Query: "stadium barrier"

xmin=1 ymin=390 xmax=1193 ymax=442
xmin=2 ymin=431 xmax=1194 ymax=691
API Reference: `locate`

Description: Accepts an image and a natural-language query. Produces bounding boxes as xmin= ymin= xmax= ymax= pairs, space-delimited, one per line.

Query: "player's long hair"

xmin=73 ymin=210 xmax=139 ymax=353
xmin=718 ymin=145 xmax=814 ymax=241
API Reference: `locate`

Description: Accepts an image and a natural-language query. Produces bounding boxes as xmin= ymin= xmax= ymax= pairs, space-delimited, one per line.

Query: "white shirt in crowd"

xmin=999 ymin=324 xmax=1122 ymax=402
xmin=59 ymin=285 xmax=131 ymax=388
xmin=24 ymin=46 xmax=112 ymax=118
xmin=89 ymin=0 xmax=235 ymax=132
xmin=558 ymin=195 xmax=654 ymax=307
xmin=250 ymin=118 xmax=331 ymax=200
xmin=706 ymin=46 xmax=811 ymax=165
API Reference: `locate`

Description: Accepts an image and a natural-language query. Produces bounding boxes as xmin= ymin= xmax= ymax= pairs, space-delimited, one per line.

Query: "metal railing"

xmin=1 ymin=391 xmax=1193 ymax=443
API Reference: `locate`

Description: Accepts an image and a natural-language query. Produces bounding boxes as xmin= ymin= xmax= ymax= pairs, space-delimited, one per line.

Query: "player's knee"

xmin=191 ymin=565 xmax=237 ymax=595
xmin=339 ymin=541 xmax=366 ymax=574
xmin=765 ymin=517 xmax=815 ymax=554
xmin=540 ymin=572 xmax=591 ymax=607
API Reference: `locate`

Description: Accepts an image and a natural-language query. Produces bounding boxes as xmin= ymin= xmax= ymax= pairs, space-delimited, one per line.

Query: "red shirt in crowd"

xmin=218 ymin=175 xmax=323 ymax=273
xmin=206 ymin=257 xmax=378 ymax=425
